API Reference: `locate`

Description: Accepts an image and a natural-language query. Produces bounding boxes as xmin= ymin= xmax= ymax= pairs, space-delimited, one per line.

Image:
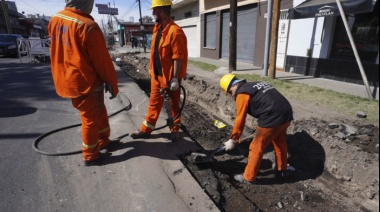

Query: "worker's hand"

xmin=105 ymin=84 xmax=117 ymax=99
xmin=170 ymin=78 xmax=179 ymax=91
xmin=224 ymin=139 xmax=238 ymax=151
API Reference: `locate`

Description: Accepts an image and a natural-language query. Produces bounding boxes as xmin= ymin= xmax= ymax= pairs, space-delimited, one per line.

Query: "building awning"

xmin=33 ymin=25 xmax=42 ymax=29
xmin=289 ymin=0 xmax=377 ymax=19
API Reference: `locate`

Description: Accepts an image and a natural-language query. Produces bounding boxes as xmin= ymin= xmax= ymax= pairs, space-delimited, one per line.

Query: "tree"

xmin=142 ymin=15 xmax=153 ymax=23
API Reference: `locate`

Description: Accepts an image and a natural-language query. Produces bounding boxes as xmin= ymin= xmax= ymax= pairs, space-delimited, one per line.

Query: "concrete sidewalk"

xmin=111 ymin=45 xmax=379 ymax=100
xmin=105 ymin=58 xmax=218 ymax=211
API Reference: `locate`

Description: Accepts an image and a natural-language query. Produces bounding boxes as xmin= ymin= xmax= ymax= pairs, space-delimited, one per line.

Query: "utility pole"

xmin=268 ymin=0 xmax=281 ymax=79
xmin=263 ymin=0 xmax=273 ymax=77
xmin=1 ymin=0 xmax=12 ymax=34
xmin=137 ymin=0 xmax=146 ymax=53
xmin=229 ymin=0 xmax=237 ymax=72
xmin=108 ymin=2 xmax=113 ymax=34
xmin=101 ymin=19 xmax=107 ymax=35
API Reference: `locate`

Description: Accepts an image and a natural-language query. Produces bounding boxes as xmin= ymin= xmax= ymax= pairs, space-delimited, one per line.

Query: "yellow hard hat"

xmin=220 ymin=74 xmax=236 ymax=95
xmin=151 ymin=0 xmax=173 ymax=9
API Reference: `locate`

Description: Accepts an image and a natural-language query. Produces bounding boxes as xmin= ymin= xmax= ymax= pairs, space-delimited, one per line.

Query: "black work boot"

xmin=170 ymin=132 xmax=180 ymax=142
xmin=103 ymin=140 xmax=121 ymax=151
xmin=100 ymin=140 xmax=122 ymax=152
xmin=83 ymin=152 xmax=111 ymax=167
xmin=130 ymin=131 xmax=151 ymax=139
xmin=233 ymin=174 xmax=255 ymax=185
xmin=275 ymin=165 xmax=296 ymax=181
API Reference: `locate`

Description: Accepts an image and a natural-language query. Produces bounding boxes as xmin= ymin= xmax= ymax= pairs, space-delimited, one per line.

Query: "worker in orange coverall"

xmin=130 ymin=0 xmax=188 ymax=142
xmin=220 ymin=74 xmax=294 ymax=184
xmin=49 ymin=0 xmax=119 ymax=166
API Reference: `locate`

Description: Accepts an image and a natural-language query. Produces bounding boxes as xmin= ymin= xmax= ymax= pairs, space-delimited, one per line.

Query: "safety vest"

xmin=235 ymin=81 xmax=293 ymax=128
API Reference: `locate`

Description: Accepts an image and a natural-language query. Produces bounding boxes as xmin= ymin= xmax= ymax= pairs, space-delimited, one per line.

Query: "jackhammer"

xmin=153 ymin=85 xmax=186 ymax=131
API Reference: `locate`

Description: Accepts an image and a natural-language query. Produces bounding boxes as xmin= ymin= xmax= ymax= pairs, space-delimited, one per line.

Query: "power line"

xmin=120 ymin=1 xmax=139 ymax=19
xmin=142 ymin=0 xmax=151 ymax=11
xmin=18 ymin=0 xmax=45 ymax=14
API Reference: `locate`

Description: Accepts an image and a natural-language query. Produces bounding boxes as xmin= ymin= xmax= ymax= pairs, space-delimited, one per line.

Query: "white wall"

xmin=311 ymin=17 xmax=325 ymax=58
xmin=172 ymin=2 xmax=200 ymax=57
xmin=287 ymin=0 xmax=334 ymax=59
xmin=319 ymin=16 xmax=336 ymax=58
xmin=176 ymin=17 xmax=201 ymax=58
xmin=287 ymin=18 xmax=316 ymax=57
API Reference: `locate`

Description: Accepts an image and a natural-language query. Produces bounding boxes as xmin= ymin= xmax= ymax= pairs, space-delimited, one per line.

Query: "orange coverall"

xmin=49 ymin=7 xmax=119 ymax=162
xmin=139 ymin=19 xmax=188 ymax=134
xmin=230 ymin=93 xmax=292 ymax=182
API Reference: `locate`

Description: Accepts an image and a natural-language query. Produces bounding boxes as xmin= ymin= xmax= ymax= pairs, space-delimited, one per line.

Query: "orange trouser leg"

xmin=72 ymin=90 xmax=110 ymax=162
xmin=243 ymin=121 xmax=291 ymax=182
xmin=273 ymin=121 xmax=291 ymax=171
xmin=140 ymin=76 xmax=164 ymax=133
xmin=140 ymin=76 xmax=182 ymax=133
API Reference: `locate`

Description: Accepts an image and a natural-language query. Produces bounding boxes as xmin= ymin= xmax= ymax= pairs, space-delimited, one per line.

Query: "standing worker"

xmin=130 ymin=0 xmax=188 ymax=142
xmin=49 ymin=0 xmax=119 ymax=166
xmin=220 ymin=74 xmax=294 ymax=184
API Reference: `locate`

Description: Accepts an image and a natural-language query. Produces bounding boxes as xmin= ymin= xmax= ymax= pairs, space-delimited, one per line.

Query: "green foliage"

xmin=238 ymin=74 xmax=379 ymax=123
xmin=188 ymin=60 xmax=218 ymax=72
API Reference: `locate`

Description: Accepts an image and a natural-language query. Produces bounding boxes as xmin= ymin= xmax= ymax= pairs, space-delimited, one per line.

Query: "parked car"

xmin=0 ymin=34 xmax=26 ymax=57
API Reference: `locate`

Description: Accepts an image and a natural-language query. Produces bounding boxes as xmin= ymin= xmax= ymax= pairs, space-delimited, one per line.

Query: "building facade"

xmin=286 ymin=0 xmax=379 ymax=85
xmin=122 ymin=22 xmax=155 ymax=48
xmin=0 ymin=0 xmax=27 ymax=35
xmin=172 ymin=0 xmax=200 ymax=57
xmin=199 ymin=0 xmax=293 ymax=67
xmin=1 ymin=1 xmax=49 ymax=38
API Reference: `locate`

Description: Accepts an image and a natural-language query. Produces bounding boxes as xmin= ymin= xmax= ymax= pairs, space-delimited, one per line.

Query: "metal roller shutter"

xmin=221 ymin=5 xmax=257 ymax=64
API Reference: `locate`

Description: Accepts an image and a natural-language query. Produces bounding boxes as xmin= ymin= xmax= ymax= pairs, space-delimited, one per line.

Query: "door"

xmin=221 ymin=5 xmax=257 ymax=64
xmin=276 ymin=10 xmax=290 ymax=70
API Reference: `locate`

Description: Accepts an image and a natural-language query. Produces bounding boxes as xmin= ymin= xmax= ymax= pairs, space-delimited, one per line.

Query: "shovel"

xmin=188 ymin=134 xmax=255 ymax=164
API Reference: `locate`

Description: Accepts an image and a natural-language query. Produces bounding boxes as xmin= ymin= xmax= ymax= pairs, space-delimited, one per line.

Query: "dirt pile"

xmin=112 ymin=52 xmax=379 ymax=212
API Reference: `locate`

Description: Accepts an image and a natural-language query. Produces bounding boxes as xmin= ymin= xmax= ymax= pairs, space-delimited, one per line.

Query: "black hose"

xmin=32 ymin=93 xmax=132 ymax=156
xmin=154 ymin=85 xmax=187 ymax=131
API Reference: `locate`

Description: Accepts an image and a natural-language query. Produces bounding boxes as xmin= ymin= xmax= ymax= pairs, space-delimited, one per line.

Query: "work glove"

xmin=105 ymin=84 xmax=117 ymax=99
xmin=170 ymin=78 xmax=179 ymax=91
xmin=224 ymin=139 xmax=238 ymax=151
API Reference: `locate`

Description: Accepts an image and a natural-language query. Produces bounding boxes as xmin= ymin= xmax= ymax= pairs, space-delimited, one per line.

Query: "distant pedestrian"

xmin=49 ymin=0 xmax=119 ymax=166
xmin=220 ymin=74 xmax=294 ymax=184
xmin=131 ymin=37 xmax=136 ymax=48
xmin=130 ymin=0 xmax=188 ymax=142
xmin=133 ymin=37 xmax=138 ymax=49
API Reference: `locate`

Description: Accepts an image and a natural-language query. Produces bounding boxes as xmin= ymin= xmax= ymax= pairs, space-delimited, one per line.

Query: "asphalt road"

xmin=0 ymin=56 xmax=218 ymax=212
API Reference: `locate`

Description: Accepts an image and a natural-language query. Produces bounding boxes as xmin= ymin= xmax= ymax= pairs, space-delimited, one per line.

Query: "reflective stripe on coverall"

xmin=139 ymin=19 xmax=187 ymax=133
xmin=72 ymin=88 xmax=111 ymax=161
xmin=49 ymin=8 xmax=119 ymax=98
xmin=49 ymin=7 xmax=118 ymax=162
xmin=230 ymin=94 xmax=291 ymax=182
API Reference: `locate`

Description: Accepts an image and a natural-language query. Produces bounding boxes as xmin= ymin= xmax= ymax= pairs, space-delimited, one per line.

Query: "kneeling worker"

xmin=220 ymin=74 xmax=294 ymax=184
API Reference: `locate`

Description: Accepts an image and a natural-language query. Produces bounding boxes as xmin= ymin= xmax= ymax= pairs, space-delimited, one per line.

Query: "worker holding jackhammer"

xmin=130 ymin=0 xmax=188 ymax=142
xmin=220 ymin=74 xmax=294 ymax=184
xmin=49 ymin=0 xmax=119 ymax=166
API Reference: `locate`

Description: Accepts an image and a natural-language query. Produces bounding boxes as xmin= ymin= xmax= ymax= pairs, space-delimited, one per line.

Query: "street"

xmin=0 ymin=56 xmax=218 ymax=212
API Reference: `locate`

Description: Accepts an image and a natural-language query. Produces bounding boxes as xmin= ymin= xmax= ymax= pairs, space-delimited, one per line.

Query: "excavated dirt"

xmin=112 ymin=52 xmax=379 ymax=212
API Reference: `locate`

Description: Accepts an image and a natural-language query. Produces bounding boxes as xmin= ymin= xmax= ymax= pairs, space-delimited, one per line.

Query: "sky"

xmin=13 ymin=0 xmax=153 ymax=24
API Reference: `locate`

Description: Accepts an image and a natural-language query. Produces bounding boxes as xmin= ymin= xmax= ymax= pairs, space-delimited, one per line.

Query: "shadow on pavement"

xmin=103 ymin=133 xmax=200 ymax=165
xmin=0 ymin=107 xmax=37 ymax=117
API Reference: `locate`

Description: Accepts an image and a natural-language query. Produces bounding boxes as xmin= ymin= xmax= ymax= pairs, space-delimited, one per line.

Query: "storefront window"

xmin=331 ymin=2 xmax=379 ymax=62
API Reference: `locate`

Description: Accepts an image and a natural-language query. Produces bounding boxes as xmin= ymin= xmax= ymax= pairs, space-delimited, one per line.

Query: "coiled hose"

xmin=32 ymin=85 xmax=186 ymax=156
